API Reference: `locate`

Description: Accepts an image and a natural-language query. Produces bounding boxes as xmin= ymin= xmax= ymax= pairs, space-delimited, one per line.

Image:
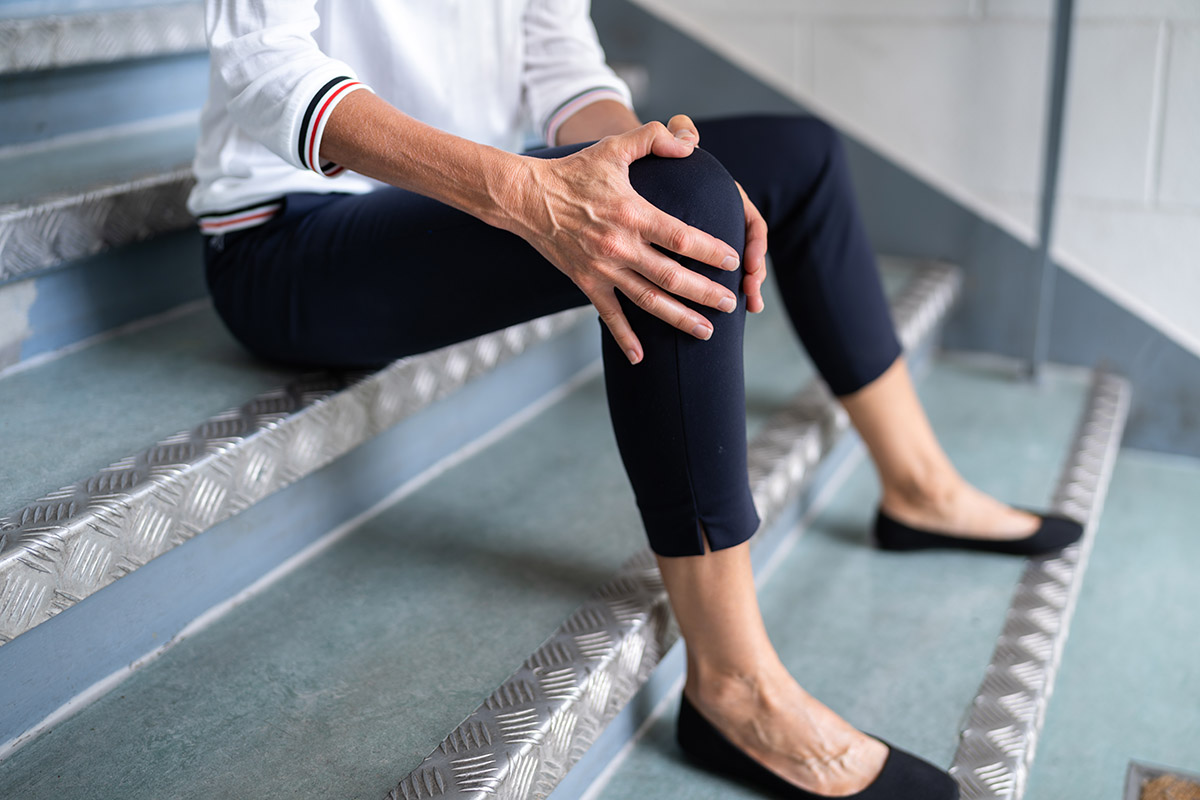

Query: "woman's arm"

xmin=319 ymin=90 xmax=743 ymax=364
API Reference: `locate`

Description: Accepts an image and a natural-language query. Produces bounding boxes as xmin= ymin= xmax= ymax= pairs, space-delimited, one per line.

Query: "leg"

xmin=659 ymin=542 xmax=889 ymax=795
xmin=701 ymin=115 xmax=1037 ymax=540
xmin=206 ymin=146 xmax=944 ymax=795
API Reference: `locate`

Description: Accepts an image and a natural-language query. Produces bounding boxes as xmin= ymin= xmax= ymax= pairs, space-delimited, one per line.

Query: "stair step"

xmin=949 ymin=371 xmax=1129 ymax=797
xmin=0 ymin=115 xmax=198 ymax=284
xmin=585 ymin=361 xmax=1125 ymax=800
xmin=0 ymin=305 xmax=591 ymax=644
xmin=585 ymin=367 xmax=1128 ymax=800
xmin=386 ymin=261 xmax=960 ymax=800
xmin=0 ymin=257 xmax=955 ymax=799
xmin=1023 ymin=449 xmax=1200 ymax=799
xmin=0 ymin=369 xmax=645 ymax=800
xmin=0 ymin=3 xmax=205 ymax=75
xmin=0 ymin=302 xmax=595 ymax=750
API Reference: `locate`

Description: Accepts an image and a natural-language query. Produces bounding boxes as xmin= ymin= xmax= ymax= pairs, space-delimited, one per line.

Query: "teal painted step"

xmin=0 ymin=114 xmax=197 ymax=207
xmin=0 ymin=260 xmax=922 ymax=799
xmin=0 ymin=373 xmax=646 ymax=800
xmin=592 ymin=358 xmax=1094 ymax=800
xmin=1024 ymin=449 xmax=1200 ymax=799
xmin=0 ymin=304 xmax=296 ymax=515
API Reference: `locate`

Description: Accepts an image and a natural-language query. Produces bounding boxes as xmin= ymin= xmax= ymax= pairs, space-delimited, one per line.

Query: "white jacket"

xmin=188 ymin=0 xmax=632 ymax=233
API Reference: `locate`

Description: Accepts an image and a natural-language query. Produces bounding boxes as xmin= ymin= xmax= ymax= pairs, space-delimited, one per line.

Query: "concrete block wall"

xmin=628 ymin=0 xmax=1200 ymax=359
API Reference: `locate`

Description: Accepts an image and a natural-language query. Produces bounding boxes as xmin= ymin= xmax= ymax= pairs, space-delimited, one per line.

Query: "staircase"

xmin=3 ymin=4 xmax=1196 ymax=800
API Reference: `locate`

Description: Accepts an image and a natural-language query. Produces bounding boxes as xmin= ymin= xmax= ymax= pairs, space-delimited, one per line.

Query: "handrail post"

xmin=1028 ymin=0 xmax=1076 ymax=382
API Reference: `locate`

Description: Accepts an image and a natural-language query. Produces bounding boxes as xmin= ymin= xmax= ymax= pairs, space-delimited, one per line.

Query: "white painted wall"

xmin=629 ymin=0 xmax=1200 ymax=357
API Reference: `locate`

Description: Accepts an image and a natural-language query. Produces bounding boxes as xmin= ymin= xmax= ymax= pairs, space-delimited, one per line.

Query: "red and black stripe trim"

xmin=198 ymin=198 xmax=285 ymax=235
xmin=297 ymin=76 xmax=368 ymax=174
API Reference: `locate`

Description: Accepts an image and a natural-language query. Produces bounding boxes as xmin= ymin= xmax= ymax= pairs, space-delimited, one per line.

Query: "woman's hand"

xmin=503 ymin=120 xmax=743 ymax=365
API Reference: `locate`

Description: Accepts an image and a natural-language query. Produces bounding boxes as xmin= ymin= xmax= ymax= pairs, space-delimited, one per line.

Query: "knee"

xmin=627 ymin=148 xmax=745 ymax=261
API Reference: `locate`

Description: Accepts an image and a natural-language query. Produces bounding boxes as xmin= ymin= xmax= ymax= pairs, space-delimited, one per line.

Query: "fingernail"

xmin=626 ymin=348 xmax=641 ymax=364
xmin=675 ymin=128 xmax=697 ymax=143
xmin=721 ymin=255 xmax=739 ymax=271
xmin=718 ymin=296 xmax=736 ymax=313
xmin=691 ymin=323 xmax=712 ymax=340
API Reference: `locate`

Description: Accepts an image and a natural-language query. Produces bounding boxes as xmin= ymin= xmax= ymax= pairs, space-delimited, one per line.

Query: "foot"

xmin=686 ymin=666 xmax=888 ymax=796
xmin=880 ymin=476 xmax=1039 ymax=542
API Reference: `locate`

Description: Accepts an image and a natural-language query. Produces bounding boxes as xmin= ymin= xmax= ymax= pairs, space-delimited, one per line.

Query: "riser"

xmin=0 ymin=231 xmax=205 ymax=374
xmin=0 ymin=52 xmax=207 ymax=147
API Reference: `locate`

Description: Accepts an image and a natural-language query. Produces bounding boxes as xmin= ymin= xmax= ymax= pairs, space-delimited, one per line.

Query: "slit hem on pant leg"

xmin=642 ymin=505 xmax=762 ymax=558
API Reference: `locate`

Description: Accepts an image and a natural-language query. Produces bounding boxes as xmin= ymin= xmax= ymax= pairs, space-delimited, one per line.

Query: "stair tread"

xmin=593 ymin=358 xmax=1094 ymax=800
xmin=0 ymin=116 xmax=197 ymax=208
xmin=0 ymin=305 xmax=296 ymax=516
xmin=1024 ymin=449 xmax=1200 ymax=799
xmin=0 ymin=372 xmax=648 ymax=800
xmin=0 ymin=258 xmax=936 ymax=799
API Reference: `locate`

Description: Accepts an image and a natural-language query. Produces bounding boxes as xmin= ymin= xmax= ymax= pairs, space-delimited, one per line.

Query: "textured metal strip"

xmin=387 ymin=260 xmax=964 ymax=800
xmin=0 ymin=3 xmax=206 ymax=75
xmin=0 ymin=169 xmax=196 ymax=284
xmin=949 ymin=371 xmax=1131 ymax=799
xmin=0 ymin=308 xmax=590 ymax=644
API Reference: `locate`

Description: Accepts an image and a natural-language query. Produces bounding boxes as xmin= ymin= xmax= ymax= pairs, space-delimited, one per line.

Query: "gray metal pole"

xmin=1028 ymin=0 xmax=1076 ymax=381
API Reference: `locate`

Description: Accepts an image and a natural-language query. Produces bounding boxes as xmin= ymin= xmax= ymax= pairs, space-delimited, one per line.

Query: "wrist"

xmin=482 ymin=152 xmax=544 ymax=237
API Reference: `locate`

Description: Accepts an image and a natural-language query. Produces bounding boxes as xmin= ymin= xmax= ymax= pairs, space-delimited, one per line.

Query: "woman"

xmin=190 ymin=1 xmax=1079 ymax=797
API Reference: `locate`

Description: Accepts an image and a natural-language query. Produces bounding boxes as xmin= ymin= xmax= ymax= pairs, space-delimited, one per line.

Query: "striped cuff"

xmin=297 ymin=76 xmax=373 ymax=176
xmin=198 ymin=200 xmax=284 ymax=235
xmin=543 ymin=87 xmax=630 ymax=146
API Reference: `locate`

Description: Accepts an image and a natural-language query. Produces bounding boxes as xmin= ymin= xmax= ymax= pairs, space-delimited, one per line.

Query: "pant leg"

xmin=204 ymin=143 xmax=758 ymax=557
xmin=697 ymin=115 xmax=903 ymax=397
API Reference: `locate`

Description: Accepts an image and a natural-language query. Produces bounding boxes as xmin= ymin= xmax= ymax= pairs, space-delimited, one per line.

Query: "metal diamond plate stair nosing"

xmin=386 ymin=260 xmax=964 ymax=800
xmin=949 ymin=370 xmax=1131 ymax=800
xmin=0 ymin=168 xmax=196 ymax=285
xmin=0 ymin=307 xmax=590 ymax=644
xmin=0 ymin=3 xmax=206 ymax=75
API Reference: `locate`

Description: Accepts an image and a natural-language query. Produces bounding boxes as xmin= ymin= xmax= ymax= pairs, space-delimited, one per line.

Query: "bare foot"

xmin=687 ymin=666 xmax=888 ymax=796
xmin=881 ymin=475 xmax=1039 ymax=541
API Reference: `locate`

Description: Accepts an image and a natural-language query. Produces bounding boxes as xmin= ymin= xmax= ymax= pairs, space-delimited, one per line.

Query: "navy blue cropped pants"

xmin=204 ymin=115 xmax=901 ymax=557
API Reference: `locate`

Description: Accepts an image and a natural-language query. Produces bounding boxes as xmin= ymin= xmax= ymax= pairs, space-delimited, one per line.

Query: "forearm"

xmin=554 ymin=99 xmax=641 ymax=146
xmin=318 ymin=90 xmax=526 ymax=230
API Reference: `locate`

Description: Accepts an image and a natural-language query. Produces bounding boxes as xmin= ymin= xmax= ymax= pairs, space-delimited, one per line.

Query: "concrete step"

xmin=0 ymin=114 xmax=199 ymax=286
xmin=579 ymin=364 xmax=1129 ymax=800
xmin=0 ymin=300 xmax=598 ymax=753
xmin=0 ymin=257 xmax=958 ymax=800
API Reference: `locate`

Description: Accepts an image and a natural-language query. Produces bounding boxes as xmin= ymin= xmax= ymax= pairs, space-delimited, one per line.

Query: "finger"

xmin=666 ymin=114 xmax=699 ymax=147
xmin=611 ymin=121 xmax=693 ymax=164
xmin=589 ymin=286 xmax=644 ymax=364
xmin=743 ymin=268 xmax=767 ymax=314
xmin=737 ymin=183 xmax=769 ymax=313
xmin=619 ymin=272 xmax=714 ymax=341
xmin=642 ymin=206 xmax=740 ymax=271
xmin=635 ymin=249 xmax=738 ymax=313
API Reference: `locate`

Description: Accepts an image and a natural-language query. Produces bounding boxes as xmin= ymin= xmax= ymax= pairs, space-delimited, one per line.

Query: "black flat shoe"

xmin=872 ymin=507 xmax=1084 ymax=556
xmin=676 ymin=694 xmax=959 ymax=800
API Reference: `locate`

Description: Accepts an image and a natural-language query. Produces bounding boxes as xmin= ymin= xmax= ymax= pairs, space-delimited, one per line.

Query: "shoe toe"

xmin=875 ymin=746 xmax=959 ymax=800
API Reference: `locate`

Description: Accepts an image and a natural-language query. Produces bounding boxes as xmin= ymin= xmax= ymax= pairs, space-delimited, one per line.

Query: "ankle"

xmin=880 ymin=466 xmax=964 ymax=518
xmin=685 ymin=659 xmax=791 ymax=721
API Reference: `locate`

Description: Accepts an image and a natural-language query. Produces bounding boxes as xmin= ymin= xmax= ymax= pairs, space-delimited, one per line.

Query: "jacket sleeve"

xmin=205 ymin=0 xmax=373 ymax=175
xmin=521 ymin=0 xmax=634 ymax=146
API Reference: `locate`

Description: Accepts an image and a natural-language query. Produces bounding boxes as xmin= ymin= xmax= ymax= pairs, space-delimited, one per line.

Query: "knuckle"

xmin=634 ymin=285 xmax=661 ymax=309
xmin=666 ymin=225 xmax=691 ymax=253
xmin=595 ymin=232 xmax=624 ymax=259
xmin=658 ymin=266 xmax=685 ymax=293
